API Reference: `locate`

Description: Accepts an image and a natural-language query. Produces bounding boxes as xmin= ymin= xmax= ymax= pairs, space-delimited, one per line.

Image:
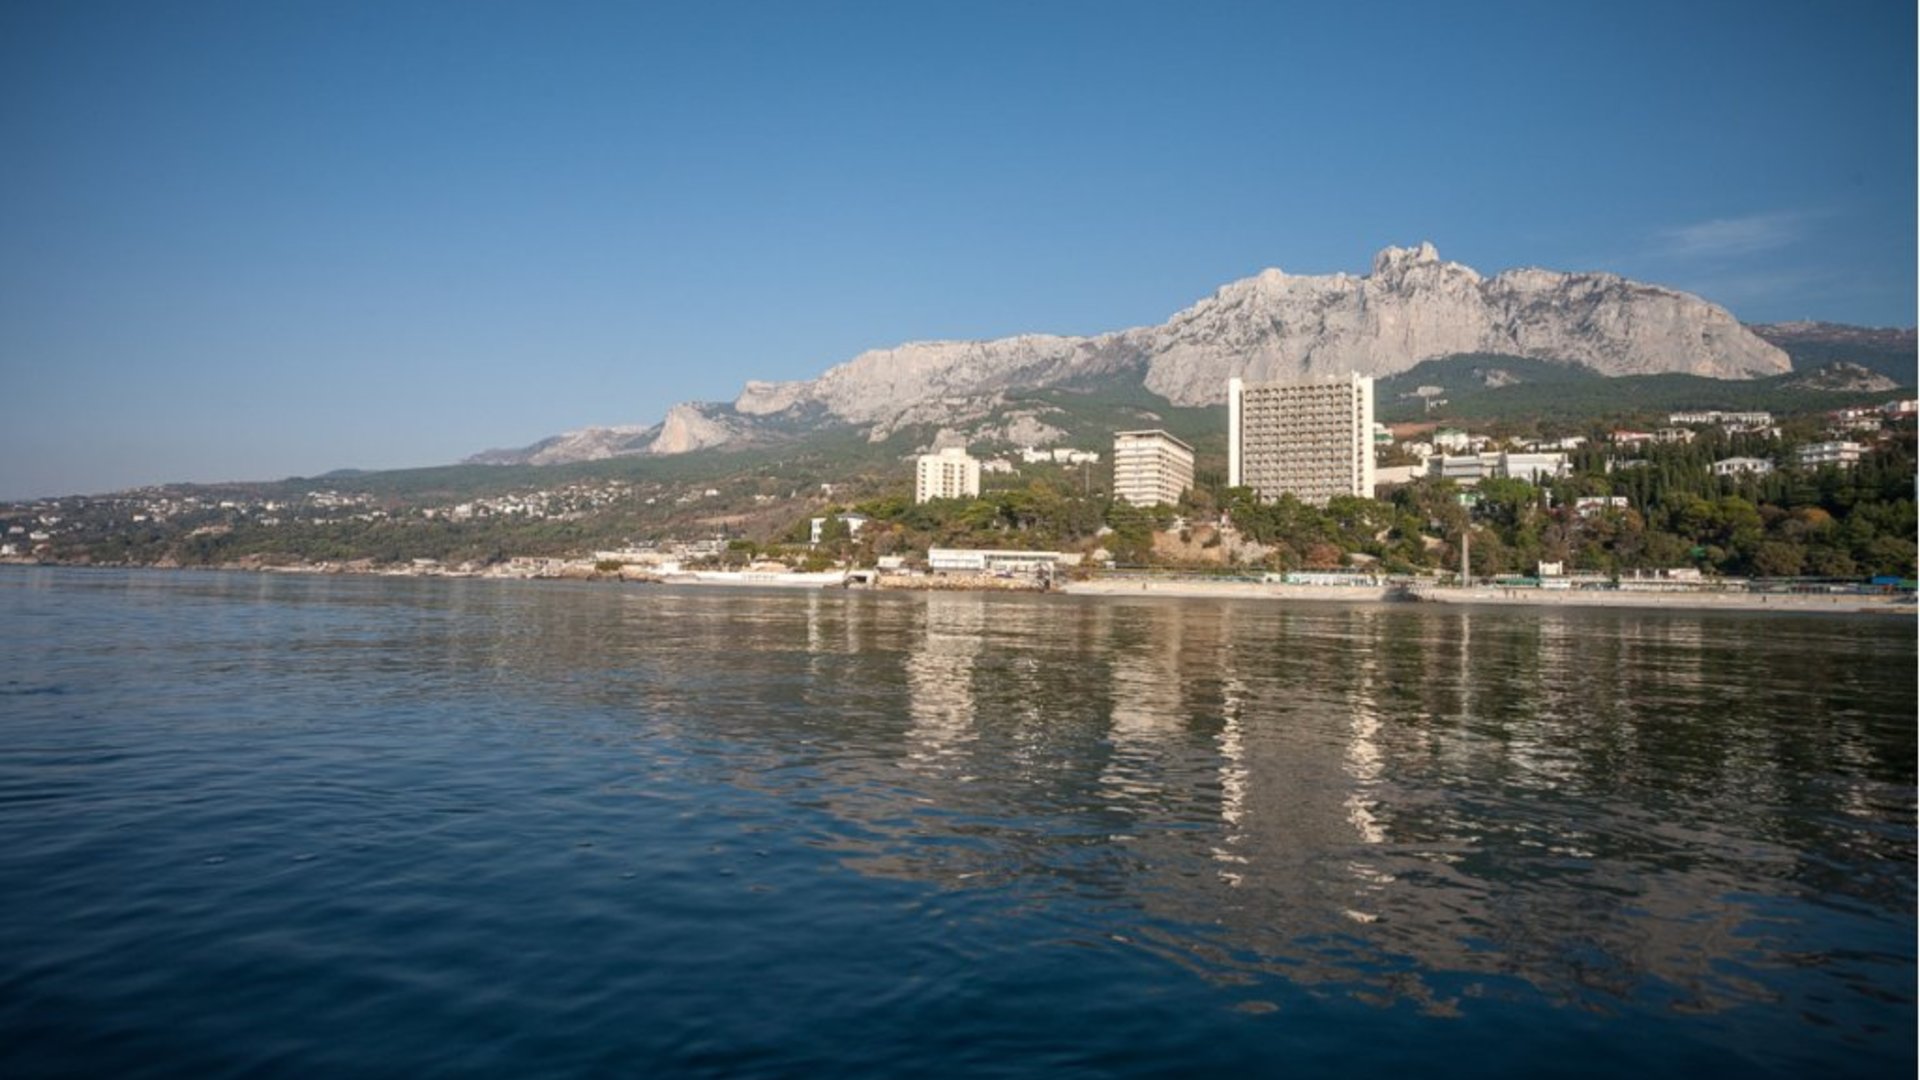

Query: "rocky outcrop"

xmin=465 ymin=425 xmax=657 ymax=466
xmin=738 ymin=335 xmax=1136 ymax=426
xmin=1783 ymin=362 xmax=1901 ymax=393
xmin=646 ymin=403 xmax=741 ymax=455
xmin=1748 ymin=321 xmax=1917 ymax=382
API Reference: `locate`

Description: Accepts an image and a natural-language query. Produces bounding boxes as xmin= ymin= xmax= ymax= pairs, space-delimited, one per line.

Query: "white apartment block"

xmin=1669 ymin=410 xmax=1773 ymax=429
xmin=1797 ymin=441 xmax=1865 ymax=468
xmin=1497 ymin=452 xmax=1570 ymax=484
xmin=1228 ymin=374 xmax=1375 ymax=506
xmin=1426 ymin=451 xmax=1567 ymax=485
xmin=915 ymin=446 xmax=982 ymax=503
xmin=1111 ymin=430 xmax=1195 ymax=507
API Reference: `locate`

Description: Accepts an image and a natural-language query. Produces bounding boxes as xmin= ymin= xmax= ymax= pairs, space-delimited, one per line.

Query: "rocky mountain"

xmin=1782 ymin=362 xmax=1903 ymax=394
xmin=471 ymin=243 xmax=1796 ymax=464
xmin=466 ymin=425 xmax=658 ymax=466
xmin=1748 ymin=322 xmax=1917 ymax=382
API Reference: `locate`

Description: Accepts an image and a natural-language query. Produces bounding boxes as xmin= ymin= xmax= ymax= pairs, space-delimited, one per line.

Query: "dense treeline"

xmin=816 ymin=427 xmax=1916 ymax=580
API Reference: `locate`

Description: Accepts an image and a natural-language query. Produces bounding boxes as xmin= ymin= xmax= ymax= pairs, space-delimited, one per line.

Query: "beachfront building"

xmin=915 ymin=447 xmax=981 ymax=503
xmin=927 ymin=548 xmax=1077 ymax=574
xmin=1228 ymin=374 xmax=1375 ymax=507
xmin=1111 ymin=430 xmax=1195 ymax=507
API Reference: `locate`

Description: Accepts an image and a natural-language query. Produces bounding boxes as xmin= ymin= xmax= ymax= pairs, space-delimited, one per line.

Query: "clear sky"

xmin=2 ymin=0 xmax=1913 ymax=498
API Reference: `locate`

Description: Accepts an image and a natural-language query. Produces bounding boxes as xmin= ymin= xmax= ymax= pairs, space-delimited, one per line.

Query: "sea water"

xmin=1 ymin=569 xmax=1911 ymax=1077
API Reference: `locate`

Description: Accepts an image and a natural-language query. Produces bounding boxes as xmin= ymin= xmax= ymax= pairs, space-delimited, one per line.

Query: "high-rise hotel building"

xmin=914 ymin=446 xmax=982 ymax=503
xmin=1228 ymin=374 xmax=1375 ymax=506
xmin=1111 ymin=430 xmax=1195 ymax=507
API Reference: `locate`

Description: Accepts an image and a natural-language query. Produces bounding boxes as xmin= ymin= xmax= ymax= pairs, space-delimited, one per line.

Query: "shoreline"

xmin=1060 ymin=576 xmax=1913 ymax=615
xmin=5 ymin=560 xmax=1912 ymax=616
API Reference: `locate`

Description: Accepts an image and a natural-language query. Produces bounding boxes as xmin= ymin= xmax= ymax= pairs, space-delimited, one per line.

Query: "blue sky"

xmin=2 ymin=0 xmax=1913 ymax=497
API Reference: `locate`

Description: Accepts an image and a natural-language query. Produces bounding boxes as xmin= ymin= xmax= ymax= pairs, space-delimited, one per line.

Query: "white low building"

xmin=1373 ymin=463 xmax=1427 ymax=487
xmin=1712 ymin=457 xmax=1774 ymax=477
xmin=1574 ymin=496 xmax=1631 ymax=517
xmin=809 ymin=513 xmax=870 ymax=545
xmin=1499 ymin=452 xmax=1571 ymax=483
xmin=1427 ymin=451 xmax=1568 ymax=485
xmin=927 ymin=548 xmax=1078 ymax=574
xmin=1525 ymin=436 xmax=1586 ymax=452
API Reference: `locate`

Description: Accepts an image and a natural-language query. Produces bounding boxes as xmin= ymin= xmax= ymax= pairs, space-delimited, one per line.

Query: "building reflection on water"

xmin=903 ymin=593 xmax=985 ymax=767
xmin=383 ymin=578 xmax=1912 ymax=1020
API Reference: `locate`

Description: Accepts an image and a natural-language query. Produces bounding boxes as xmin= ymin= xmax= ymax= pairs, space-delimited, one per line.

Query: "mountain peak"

xmin=1371 ymin=241 xmax=1442 ymax=275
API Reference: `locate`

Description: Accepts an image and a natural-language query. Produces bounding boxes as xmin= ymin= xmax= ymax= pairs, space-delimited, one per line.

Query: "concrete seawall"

xmin=1061 ymin=578 xmax=1913 ymax=616
xmin=1061 ymin=579 xmax=1395 ymax=603
xmin=1413 ymin=586 xmax=1913 ymax=615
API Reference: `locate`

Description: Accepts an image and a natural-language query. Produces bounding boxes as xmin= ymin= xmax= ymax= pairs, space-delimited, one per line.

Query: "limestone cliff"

xmin=472 ymin=244 xmax=1794 ymax=462
xmin=738 ymin=243 xmax=1786 ymax=423
xmin=1133 ymin=243 xmax=1784 ymax=403
xmin=646 ymin=403 xmax=741 ymax=455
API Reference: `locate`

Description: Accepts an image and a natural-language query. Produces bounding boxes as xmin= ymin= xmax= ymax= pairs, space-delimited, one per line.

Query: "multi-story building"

xmin=1111 ymin=430 xmax=1195 ymax=507
xmin=1496 ymin=452 xmax=1570 ymax=484
xmin=1228 ymin=375 xmax=1375 ymax=506
xmin=914 ymin=446 xmax=981 ymax=503
xmin=1669 ymin=410 xmax=1774 ymax=430
xmin=1797 ymin=441 xmax=1865 ymax=468
xmin=1425 ymin=451 xmax=1569 ymax=486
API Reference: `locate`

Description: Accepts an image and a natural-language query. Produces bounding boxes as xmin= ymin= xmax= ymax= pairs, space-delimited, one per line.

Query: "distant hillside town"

xmin=8 ymin=374 xmax=1913 ymax=595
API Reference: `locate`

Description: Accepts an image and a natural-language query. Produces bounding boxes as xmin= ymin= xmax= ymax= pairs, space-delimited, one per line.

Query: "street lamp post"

xmin=1457 ymin=491 xmax=1473 ymax=588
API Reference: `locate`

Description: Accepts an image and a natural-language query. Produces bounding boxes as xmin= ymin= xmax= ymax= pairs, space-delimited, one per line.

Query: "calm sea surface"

xmin=0 ymin=568 xmax=1912 ymax=1077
